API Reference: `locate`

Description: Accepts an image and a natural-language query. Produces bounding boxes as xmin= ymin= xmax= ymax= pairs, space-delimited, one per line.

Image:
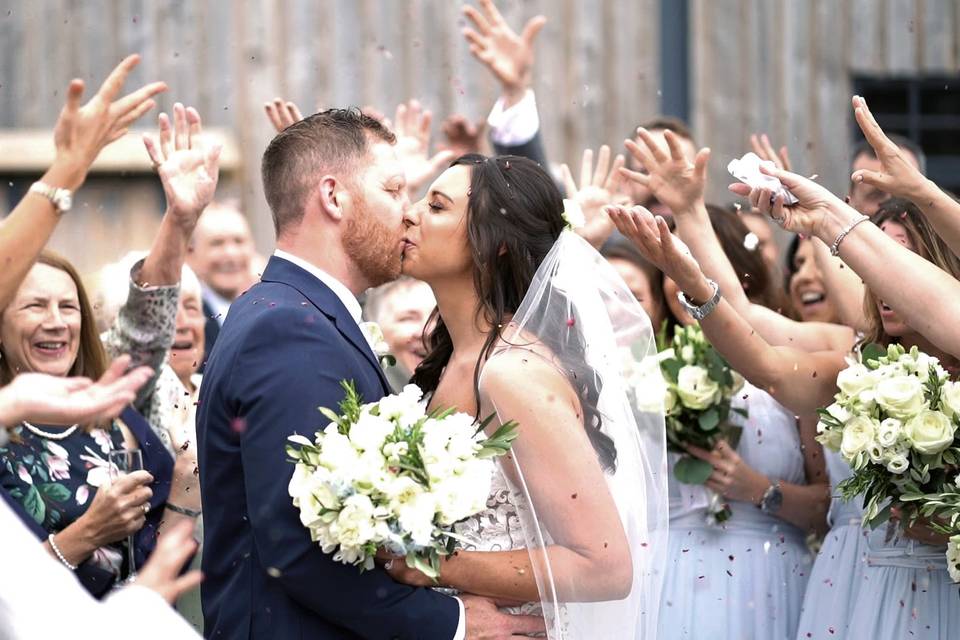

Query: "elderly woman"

xmin=0 ymin=102 xmax=219 ymax=596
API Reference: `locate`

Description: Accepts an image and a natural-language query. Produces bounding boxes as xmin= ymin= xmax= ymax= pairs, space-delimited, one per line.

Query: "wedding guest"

xmin=613 ymin=167 xmax=960 ymax=638
xmin=0 ymin=369 xmax=202 ymax=639
xmin=601 ymin=237 xmax=667 ymax=332
xmin=362 ymin=277 xmax=436 ymax=391
xmin=0 ymin=55 xmax=164 ymax=311
xmin=0 ymin=102 xmax=218 ymax=596
xmin=185 ymin=199 xmax=254 ymax=370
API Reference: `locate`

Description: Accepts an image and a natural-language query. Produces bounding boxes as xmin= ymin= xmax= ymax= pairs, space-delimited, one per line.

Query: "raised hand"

xmin=620 ymin=128 xmax=710 ymax=216
xmin=391 ymin=100 xmax=456 ymax=196
xmin=461 ymin=0 xmax=546 ymax=104
xmin=560 ymin=145 xmax=626 ymax=246
xmin=52 ymin=54 xmax=167 ymax=190
xmin=851 ymin=95 xmax=928 ymax=200
xmin=135 ymin=520 xmax=203 ymax=603
xmin=437 ymin=113 xmax=486 ymax=158
xmin=0 ymin=355 xmax=152 ymax=427
xmin=264 ymin=97 xmax=304 ymax=133
xmin=728 ymin=165 xmax=848 ymax=238
xmin=608 ymin=205 xmax=708 ymax=297
xmin=749 ymin=133 xmax=792 ymax=172
xmin=143 ymin=103 xmax=222 ymax=227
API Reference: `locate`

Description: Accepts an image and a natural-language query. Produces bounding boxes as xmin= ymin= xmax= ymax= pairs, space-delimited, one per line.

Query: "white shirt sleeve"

xmin=452 ymin=596 xmax=466 ymax=640
xmin=486 ymin=90 xmax=540 ymax=147
xmin=0 ymin=499 xmax=200 ymax=639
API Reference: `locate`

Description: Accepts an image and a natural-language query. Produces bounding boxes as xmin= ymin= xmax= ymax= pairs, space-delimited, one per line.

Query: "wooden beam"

xmin=0 ymin=127 xmax=241 ymax=173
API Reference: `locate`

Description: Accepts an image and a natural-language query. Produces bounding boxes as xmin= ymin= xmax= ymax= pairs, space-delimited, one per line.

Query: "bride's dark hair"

xmin=411 ymin=154 xmax=616 ymax=471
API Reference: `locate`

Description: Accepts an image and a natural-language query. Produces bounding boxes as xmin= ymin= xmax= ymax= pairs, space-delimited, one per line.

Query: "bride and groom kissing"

xmin=196 ymin=107 xmax=668 ymax=639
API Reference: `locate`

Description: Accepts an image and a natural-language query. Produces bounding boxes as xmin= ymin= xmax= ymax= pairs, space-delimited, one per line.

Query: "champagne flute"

xmin=108 ymin=448 xmax=144 ymax=583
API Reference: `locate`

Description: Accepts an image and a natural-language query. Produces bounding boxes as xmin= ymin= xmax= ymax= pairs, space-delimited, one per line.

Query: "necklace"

xmin=21 ymin=421 xmax=79 ymax=440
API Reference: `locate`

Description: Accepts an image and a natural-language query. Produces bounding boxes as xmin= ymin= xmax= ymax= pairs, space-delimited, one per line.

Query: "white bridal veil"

xmin=479 ymin=231 xmax=669 ymax=639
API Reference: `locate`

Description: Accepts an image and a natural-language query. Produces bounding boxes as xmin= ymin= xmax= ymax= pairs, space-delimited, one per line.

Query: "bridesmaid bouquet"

xmin=286 ymin=381 xmax=517 ymax=579
xmin=816 ymin=343 xmax=960 ymax=533
xmin=657 ymin=324 xmax=746 ymax=523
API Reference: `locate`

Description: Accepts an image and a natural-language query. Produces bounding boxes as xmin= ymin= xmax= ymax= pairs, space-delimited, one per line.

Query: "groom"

xmin=197 ymin=109 xmax=538 ymax=639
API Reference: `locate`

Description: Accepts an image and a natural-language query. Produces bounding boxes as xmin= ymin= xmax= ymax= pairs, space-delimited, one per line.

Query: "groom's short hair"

xmin=261 ymin=108 xmax=396 ymax=237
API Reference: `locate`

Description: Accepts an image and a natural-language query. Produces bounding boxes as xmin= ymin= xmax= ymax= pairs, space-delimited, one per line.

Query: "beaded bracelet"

xmin=48 ymin=533 xmax=78 ymax=571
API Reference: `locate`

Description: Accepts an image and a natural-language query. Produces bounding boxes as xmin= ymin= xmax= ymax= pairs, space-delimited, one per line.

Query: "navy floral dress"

xmin=0 ymin=424 xmax=129 ymax=579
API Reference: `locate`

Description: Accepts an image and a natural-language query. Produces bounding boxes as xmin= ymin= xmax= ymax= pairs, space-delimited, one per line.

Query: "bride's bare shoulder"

xmin=480 ymin=336 xmax=576 ymax=406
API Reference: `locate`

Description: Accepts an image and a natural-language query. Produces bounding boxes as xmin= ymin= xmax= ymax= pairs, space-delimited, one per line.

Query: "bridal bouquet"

xmin=657 ymin=324 xmax=746 ymax=523
xmin=816 ymin=344 xmax=960 ymax=535
xmin=286 ymin=382 xmax=517 ymax=579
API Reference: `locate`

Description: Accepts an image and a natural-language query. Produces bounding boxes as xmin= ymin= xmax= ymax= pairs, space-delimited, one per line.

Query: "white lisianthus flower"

xmin=350 ymin=410 xmax=395 ymax=452
xmin=675 ymin=365 xmax=721 ymax=411
xmin=318 ymin=430 xmax=360 ymax=473
xmin=561 ymin=198 xmax=586 ymax=229
xmin=867 ymin=443 xmax=885 ymax=464
xmin=885 ymin=453 xmax=910 ymax=474
xmin=940 ymin=380 xmax=960 ymax=419
xmin=947 ymin=535 xmax=960 ymax=583
xmin=840 ymin=415 xmax=878 ymax=460
xmin=824 ymin=403 xmax=851 ymax=424
xmin=904 ymin=410 xmax=956 ymax=455
xmin=836 ymin=363 xmax=877 ymax=397
xmin=875 ymin=376 xmax=927 ymax=419
xmin=398 ymin=492 xmax=438 ymax=547
xmin=877 ymin=418 xmax=903 ymax=448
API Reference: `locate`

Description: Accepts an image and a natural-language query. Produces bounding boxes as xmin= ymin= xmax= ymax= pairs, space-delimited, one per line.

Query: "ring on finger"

xmin=141 ymin=503 xmax=149 ymax=515
xmin=384 ymin=560 xmax=393 ymax=570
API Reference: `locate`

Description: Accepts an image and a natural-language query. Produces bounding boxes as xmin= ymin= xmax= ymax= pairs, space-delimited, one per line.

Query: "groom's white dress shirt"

xmin=273 ymin=250 xmax=467 ymax=640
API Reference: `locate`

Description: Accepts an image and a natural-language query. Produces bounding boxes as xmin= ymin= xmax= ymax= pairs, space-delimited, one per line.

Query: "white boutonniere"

xmin=359 ymin=321 xmax=396 ymax=367
xmin=561 ymin=198 xmax=585 ymax=231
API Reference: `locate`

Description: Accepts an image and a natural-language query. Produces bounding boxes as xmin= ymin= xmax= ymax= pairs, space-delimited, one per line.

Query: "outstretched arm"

xmin=0 ymin=55 xmax=165 ymax=310
xmin=734 ymin=164 xmax=960 ymax=360
xmin=852 ymin=95 xmax=960 ymax=257
xmin=609 ymin=205 xmax=845 ymax=416
xmin=621 ymin=129 xmax=854 ymax=353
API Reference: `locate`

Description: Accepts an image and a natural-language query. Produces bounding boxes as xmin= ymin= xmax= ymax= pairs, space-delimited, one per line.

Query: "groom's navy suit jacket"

xmin=197 ymin=256 xmax=460 ymax=639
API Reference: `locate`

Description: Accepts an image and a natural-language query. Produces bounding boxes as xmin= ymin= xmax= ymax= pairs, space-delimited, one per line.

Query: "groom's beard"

xmin=343 ymin=197 xmax=403 ymax=287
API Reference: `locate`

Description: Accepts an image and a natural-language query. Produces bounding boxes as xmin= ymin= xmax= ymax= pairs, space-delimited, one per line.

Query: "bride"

xmin=383 ymin=154 xmax=669 ymax=638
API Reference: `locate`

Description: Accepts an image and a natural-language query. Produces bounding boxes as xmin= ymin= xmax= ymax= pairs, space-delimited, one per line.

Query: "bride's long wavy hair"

xmin=411 ymin=154 xmax=617 ymax=470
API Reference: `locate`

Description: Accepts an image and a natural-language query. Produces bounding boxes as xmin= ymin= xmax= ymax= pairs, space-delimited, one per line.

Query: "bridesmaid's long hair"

xmin=411 ymin=154 xmax=617 ymax=471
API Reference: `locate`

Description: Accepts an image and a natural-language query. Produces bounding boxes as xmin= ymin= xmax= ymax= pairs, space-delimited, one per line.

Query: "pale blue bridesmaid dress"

xmin=658 ymin=382 xmax=814 ymax=640
xmin=794 ymin=450 xmax=869 ymax=639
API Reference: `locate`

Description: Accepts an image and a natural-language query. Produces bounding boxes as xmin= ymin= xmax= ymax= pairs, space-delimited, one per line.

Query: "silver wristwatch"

xmin=759 ymin=481 xmax=783 ymax=514
xmin=29 ymin=181 xmax=73 ymax=214
xmin=677 ymin=279 xmax=721 ymax=321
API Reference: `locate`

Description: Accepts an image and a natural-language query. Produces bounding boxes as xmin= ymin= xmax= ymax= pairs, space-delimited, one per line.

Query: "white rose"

xmin=332 ymin=494 xmax=378 ymax=549
xmin=947 ymin=535 xmax=960 ymax=583
xmin=675 ymin=365 xmax=721 ymax=411
xmin=384 ymin=475 xmax=424 ymax=514
xmin=904 ymin=409 xmax=956 ymax=455
xmin=875 ymin=376 xmax=927 ymax=420
xmin=840 ymin=415 xmax=878 ymax=460
xmin=941 ymin=380 xmax=960 ymax=419
xmin=434 ymin=460 xmax=493 ymax=525
xmin=680 ymin=345 xmax=695 ymax=364
xmin=885 ymin=453 xmax=910 ymax=474
xmin=836 ymin=363 xmax=876 ymax=397
xmin=319 ymin=431 xmax=360 ymax=472
xmin=877 ymin=418 xmax=903 ymax=448
xmin=349 ymin=411 xmax=395 ymax=452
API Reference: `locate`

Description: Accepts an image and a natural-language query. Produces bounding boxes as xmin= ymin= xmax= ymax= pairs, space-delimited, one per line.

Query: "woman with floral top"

xmin=0 ymin=101 xmax=220 ymax=596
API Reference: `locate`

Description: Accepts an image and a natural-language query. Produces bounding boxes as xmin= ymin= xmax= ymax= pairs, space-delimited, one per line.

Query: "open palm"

xmin=621 ymin=129 xmax=709 ymax=215
xmin=462 ymin=0 xmax=546 ymax=94
xmin=144 ymin=103 xmax=221 ymax=222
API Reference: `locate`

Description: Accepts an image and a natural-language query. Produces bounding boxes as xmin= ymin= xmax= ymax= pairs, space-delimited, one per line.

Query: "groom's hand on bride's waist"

xmin=461 ymin=594 xmax=546 ymax=639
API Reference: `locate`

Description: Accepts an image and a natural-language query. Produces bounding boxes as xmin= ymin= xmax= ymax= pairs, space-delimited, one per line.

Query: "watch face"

xmin=56 ymin=192 xmax=72 ymax=212
xmin=764 ymin=486 xmax=783 ymax=513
